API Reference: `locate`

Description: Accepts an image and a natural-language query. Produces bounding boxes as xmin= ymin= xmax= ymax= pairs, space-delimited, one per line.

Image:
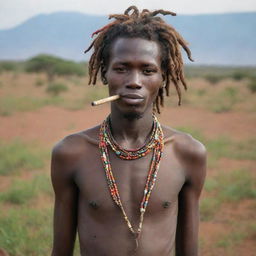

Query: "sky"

xmin=1 ymin=0 xmax=256 ymax=29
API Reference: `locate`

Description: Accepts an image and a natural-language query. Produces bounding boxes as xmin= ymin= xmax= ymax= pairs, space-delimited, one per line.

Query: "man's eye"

xmin=114 ymin=67 xmax=126 ymax=72
xmin=143 ymin=69 xmax=156 ymax=75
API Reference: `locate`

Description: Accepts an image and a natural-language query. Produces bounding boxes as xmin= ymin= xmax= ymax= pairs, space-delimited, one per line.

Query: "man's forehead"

xmin=109 ymin=37 xmax=161 ymax=62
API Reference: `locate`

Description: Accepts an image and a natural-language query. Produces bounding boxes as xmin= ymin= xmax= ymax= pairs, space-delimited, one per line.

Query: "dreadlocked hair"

xmin=84 ymin=5 xmax=193 ymax=113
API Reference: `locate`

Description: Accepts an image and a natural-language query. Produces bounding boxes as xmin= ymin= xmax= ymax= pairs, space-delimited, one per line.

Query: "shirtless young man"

xmin=51 ymin=6 xmax=207 ymax=256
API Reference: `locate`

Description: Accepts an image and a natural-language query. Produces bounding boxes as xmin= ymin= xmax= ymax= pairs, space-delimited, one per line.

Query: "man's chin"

xmin=123 ymin=111 xmax=143 ymax=121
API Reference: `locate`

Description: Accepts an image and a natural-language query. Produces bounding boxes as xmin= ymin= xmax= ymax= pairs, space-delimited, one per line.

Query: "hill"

xmin=0 ymin=11 xmax=255 ymax=65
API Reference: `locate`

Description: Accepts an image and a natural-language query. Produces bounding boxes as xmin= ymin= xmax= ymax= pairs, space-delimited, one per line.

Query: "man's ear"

xmin=101 ymin=67 xmax=108 ymax=85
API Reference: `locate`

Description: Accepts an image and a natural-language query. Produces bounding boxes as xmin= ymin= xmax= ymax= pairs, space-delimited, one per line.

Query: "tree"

xmin=26 ymin=54 xmax=85 ymax=82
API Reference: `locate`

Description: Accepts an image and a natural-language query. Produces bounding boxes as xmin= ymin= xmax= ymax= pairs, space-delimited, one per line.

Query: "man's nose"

xmin=125 ymin=71 xmax=142 ymax=89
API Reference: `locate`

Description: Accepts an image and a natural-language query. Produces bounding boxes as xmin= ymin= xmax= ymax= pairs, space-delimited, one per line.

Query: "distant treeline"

xmin=0 ymin=54 xmax=256 ymax=83
xmin=0 ymin=55 xmax=88 ymax=81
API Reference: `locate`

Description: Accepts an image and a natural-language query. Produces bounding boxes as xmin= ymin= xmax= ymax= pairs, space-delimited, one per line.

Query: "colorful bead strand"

xmin=99 ymin=115 xmax=164 ymax=251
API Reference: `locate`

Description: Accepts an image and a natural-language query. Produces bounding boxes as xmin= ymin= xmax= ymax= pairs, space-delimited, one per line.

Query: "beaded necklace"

xmin=99 ymin=115 xmax=164 ymax=253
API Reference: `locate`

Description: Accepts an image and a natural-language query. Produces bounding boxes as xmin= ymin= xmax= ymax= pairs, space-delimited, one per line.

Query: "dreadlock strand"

xmin=172 ymin=79 xmax=182 ymax=105
xmin=124 ymin=6 xmax=139 ymax=17
xmin=84 ymin=41 xmax=95 ymax=54
xmin=159 ymin=88 xmax=164 ymax=107
xmin=180 ymin=71 xmax=188 ymax=90
xmin=165 ymin=74 xmax=170 ymax=96
xmin=151 ymin=10 xmax=176 ymax=17
xmin=141 ymin=9 xmax=150 ymax=15
xmin=91 ymin=21 xmax=117 ymax=38
xmin=155 ymin=95 xmax=160 ymax=114
xmin=176 ymin=38 xmax=194 ymax=61
xmin=109 ymin=14 xmax=129 ymax=21
xmin=87 ymin=51 xmax=97 ymax=84
xmin=92 ymin=63 xmax=101 ymax=85
xmin=91 ymin=43 xmax=105 ymax=84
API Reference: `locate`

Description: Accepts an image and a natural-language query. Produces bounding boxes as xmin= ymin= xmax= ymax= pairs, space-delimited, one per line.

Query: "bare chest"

xmin=74 ymin=143 xmax=185 ymax=217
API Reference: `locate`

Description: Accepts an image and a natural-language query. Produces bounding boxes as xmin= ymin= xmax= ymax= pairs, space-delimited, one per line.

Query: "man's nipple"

xmin=162 ymin=201 xmax=171 ymax=209
xmin=89 ymin=201 xmax=99 ymax=209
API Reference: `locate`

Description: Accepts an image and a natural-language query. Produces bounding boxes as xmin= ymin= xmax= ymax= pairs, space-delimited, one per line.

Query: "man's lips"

xmin=121 ymin=93 xmax=144 ymax=99
xmin=120 ymin=93 xmax=144 ymax=104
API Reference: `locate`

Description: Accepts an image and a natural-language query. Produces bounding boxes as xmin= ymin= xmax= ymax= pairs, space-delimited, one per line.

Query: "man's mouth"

xmin=121 ymin=93 xmax=144 ymax=104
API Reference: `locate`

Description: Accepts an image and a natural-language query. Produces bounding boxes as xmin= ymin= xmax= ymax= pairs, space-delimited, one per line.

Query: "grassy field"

xmin=0 ymin=64 xmax=255 ymax=255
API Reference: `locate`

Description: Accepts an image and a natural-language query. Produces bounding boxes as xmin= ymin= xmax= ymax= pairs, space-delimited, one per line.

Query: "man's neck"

xmin=109 ymin=108 xmax=154 ymax=150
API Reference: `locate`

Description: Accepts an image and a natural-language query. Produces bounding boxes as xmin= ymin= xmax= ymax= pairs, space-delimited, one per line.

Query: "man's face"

xmin=105 ymin=37 xmax=163 ymax=117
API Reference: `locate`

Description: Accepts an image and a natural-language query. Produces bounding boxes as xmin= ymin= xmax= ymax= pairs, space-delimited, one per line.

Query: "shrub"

xmin=247 ymin=78 xmax=256 ymax=93
xmin=210 ymin=87 xmax=239 ymax=113
xmin=204 ymin=74 xmax=223 ymax=85
xmin=0 ymin=61 xmax=17 ymax=72
xmin=46 ymin=82 xmax=68 ymax=96
xmin=35 ymin=78 xmax=44 ymax=87
xmin=231 ymin=71 xmax=247 ymax=81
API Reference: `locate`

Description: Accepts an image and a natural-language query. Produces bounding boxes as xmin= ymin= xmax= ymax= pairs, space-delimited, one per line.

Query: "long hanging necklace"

xmin=99 ymin=115 xmax=164 ymax=253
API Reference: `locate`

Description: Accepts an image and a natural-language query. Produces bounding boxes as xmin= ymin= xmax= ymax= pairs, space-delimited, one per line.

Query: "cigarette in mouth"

xmin=91 ymin=95 xmax=120 ymax=106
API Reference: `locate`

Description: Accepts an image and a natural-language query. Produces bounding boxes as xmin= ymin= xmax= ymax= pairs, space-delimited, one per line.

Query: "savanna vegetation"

xmin=0 ymin=55 xmax=255 ymax=256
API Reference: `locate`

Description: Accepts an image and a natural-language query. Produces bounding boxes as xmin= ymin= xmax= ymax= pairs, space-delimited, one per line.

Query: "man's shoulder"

xmin=162 ymin=125 xmax=206 ymax=163
xmin=52 ymin=125 xmax=100 ymax=159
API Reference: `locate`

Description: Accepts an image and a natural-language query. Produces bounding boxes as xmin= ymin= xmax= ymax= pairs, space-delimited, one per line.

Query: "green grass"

xmin=204 ymin=177 xmax=219 ymax=192
xmin=176 ymin=127 xmax=256 ymax=161
xmin=174 ymin=127 xmax=205 ymax=142
xmin=216 ymin=231 xmax=246 ymax=249
xmin=0 ymin=180 xmax=37 ymax=204
xmin=0 ymin=174 xmax=53 ymax=204
xmin=0 ymin=96 xmax=65 ymax=116
xmin=174 ymin=127 xmax=256 ymax=221
xmin=247 ymin=223 xmax=256 ymax=239
xmin=209 ymin=87 xmax=240 ymax=113
xmin=0 ymin=140 xmax=46 ymax=175
xmin=200 ymin=197 xmax=221 ymax=221
xmin=0 ymin=207 xmax=52 ymax=256
xmin=217 ymin=170 xmax=256 ymax=202
xmin=200 ymin=169 xmax=256 ymax=221
xmin=0 ymin=96 xmax=45 ymax=116
xmin=209 ymin=137 xmax=256 ymax=161
xmin=0 ymin=206 xmax=80 ymax=256
xmin=0 ymin=172 xmax=79 ymax=256
xmin=213 ymin=220 xmax=256 ymax=253
xmin=0 ymin=86 xmax=107 ymax=115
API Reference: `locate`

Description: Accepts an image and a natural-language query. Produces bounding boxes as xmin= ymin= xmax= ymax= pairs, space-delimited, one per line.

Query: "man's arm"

xmin=174 ymin=134 xmax=207 ymax=256
xmin=51 ymin=139 xmax=79 ymax=256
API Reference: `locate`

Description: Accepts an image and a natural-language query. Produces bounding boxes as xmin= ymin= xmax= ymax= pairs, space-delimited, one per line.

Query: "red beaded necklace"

xmin=99 ymin=115 xmax=164 ymax=252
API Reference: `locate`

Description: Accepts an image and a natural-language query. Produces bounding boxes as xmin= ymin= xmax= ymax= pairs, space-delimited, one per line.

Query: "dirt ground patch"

xmin=0 ymin=105 xmax=255 ymax=146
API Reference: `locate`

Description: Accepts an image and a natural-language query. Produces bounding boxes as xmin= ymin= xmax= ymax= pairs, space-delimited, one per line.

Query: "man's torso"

xmin=64 ymin=125 xmax=187 ymax=256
